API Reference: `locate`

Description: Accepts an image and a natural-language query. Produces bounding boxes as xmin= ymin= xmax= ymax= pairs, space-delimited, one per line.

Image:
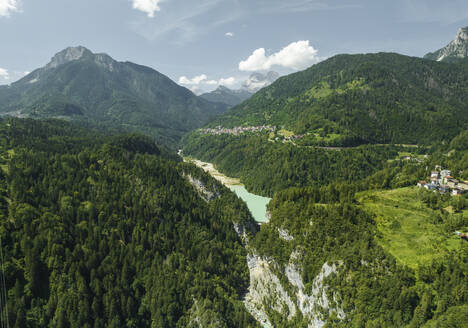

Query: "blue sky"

xmin=1 ymin=0 xmax=468 ymax=93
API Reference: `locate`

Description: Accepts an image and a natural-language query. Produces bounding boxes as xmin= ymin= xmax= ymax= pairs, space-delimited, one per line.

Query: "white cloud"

xmin=131 ymin=1 xmax=359 ymax=44
xmin=178 ymin=74 xmax=237 ymax=92
xmin=239 ymin=40 xmax=321 ymax=71
xmin=0 ymin=0 xmax=20 ymax=17
xmin=178 ymin=74 xmax=208 ymax=85
xmin=132 ymin=0 xmax=162 ymax=17
xmin=0 ymin=68 xmax=9 ymax=80
xmin=225 ymin=32 xmax=234 ymax=37
xmin=219 ymin=77 xmax=236 ymax=87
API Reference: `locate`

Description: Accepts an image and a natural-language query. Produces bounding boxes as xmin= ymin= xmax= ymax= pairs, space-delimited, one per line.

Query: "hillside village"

xmin=200 ymin=125 xmax=275 ymax=136
xmin=418 ymin=166 xmax=468 ymax=196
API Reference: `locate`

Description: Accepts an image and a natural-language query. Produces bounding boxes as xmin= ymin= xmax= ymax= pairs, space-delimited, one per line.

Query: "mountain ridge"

xmin=202 ymin=52 xmax=468 ymax=145
xmin=0 ymin=46 xmax=228 ymax=146
xmin=200 ymin=85 xmax=253 ymax=107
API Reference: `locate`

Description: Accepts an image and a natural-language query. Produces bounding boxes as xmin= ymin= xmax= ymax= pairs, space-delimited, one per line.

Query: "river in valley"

xmin=184 ymin=158 xmax=271 ymax=223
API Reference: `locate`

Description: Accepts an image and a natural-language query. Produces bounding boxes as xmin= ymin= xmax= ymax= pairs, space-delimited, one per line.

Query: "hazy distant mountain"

xmin=242 ymin=71 xmax=279 ymax=92
xmin=200 ymin=72 xmax=279 ymax=107
xmin=0 ymin=46 xmax=228 ymax=145
xmin=424 ymin=27 xmax=468 ymax=62
xmin=200 ymin=85 xmax=253 ymax=107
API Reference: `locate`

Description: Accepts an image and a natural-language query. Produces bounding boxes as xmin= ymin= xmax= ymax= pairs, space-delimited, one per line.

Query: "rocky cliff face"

xmin=425 ymin=27 xmax=468 ymax=62
xmin=243 ymin=250 xmax=345 ymax=328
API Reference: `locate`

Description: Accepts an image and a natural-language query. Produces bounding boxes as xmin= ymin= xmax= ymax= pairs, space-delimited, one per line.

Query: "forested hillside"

xmin=182 ymin=133 xmax=398 ymax=196
xmin=248 ymin=183 xmax=467 ymax=327
xmin=205 ymin=52 xmax=468 ymax=145
xmin=242 ymin=129 xmax=468 ymax=326
xmin=0 ymin=118 xmax=259 ymax=328
xmin=183 ymin=118 xmax=468 ymax=327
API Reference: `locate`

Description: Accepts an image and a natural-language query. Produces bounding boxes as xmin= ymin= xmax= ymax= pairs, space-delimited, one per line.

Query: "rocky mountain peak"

xmin=424 ymin=26 xmax=468 ymax=62
xmin=242 ymin=71 xmax=279 ymax=92
xmin=454 ymin=27 xmax=468 ymax=45
xmin=45 ymin=46 xmax=117 ymax=72
xmin=47 ymin=46 xmax=94 ymax=69
xmin=215 ymin=85 xmax=231 ymax=92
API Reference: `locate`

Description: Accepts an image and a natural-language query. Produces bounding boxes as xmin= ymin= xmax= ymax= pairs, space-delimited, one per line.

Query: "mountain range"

xmin=1 ymin=27 xmax=468 ymax=148
xmin=200 ymin=86 xmax=253 ymax=107
xmin=199 ymin=71 xmax=279 ymax=108
xmin=0 ymin=46 xmax=228 ymax=146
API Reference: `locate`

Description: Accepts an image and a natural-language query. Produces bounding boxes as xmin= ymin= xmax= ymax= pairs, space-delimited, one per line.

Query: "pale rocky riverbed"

xmin=184 ymin=157 xmax=271 ymax=223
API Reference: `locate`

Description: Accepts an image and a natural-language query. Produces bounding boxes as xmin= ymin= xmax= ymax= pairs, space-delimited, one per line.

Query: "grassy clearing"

xmin=305 ymin=81 xmax=333 ymax=100
xmin=387 ymin=151 xmax=426 ymax=163
xmin=278 ymin=129 xmax=295 ymax=138
xmin=312 ymin=132 xmax=342 ymax=143
xmin=0 ymin=149 xmax=14 ymax=173
xmin=357 ymin=187 xmax=466 ymax=269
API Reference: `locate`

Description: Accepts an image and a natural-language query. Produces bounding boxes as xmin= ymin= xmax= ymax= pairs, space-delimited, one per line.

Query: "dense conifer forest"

xmin=0 ymin=119 xmax=259 ymax=328
xmin=183 ymin=132 xmax=400 ymax=196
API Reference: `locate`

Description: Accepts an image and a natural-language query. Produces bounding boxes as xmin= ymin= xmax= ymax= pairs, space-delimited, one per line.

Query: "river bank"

xmin=184 ymin=157 xmax=271 ymax=223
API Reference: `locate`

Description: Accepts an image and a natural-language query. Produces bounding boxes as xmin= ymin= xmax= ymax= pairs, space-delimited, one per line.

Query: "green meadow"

xmin=357 ymin=187 xmax=467 ymax=269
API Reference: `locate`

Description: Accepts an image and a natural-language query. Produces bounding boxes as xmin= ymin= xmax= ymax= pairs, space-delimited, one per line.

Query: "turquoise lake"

xmin=228 ymin=185 xmax=271 ymax=223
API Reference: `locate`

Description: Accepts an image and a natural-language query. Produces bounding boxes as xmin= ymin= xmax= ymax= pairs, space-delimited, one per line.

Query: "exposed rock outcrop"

xmin=278 ymin=227 xmax=294 ymax=241
xmin=425 ymin=27 xmax=468 ymax=62
xmin=285 ymin=250 xmax=345 ymax=327
xmin=185 ymin=175 xmax=220 ymax=202
xmin=243 ymin=253 xmax=295 ymax=328
xmin=244 ymin=249 xmax=345 ymax=328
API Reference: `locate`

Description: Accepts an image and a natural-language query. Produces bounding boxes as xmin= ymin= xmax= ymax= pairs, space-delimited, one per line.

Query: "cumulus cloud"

xmin=178 ymin=74 xmax=208 ymax=85
xmin=132 ymin=0 xmax=162 ymax=17
xmin=219 ymin=77 xmax=236 ymax=87
xmin=239 ymin=40 xmax=321 ymax=71
xmin=225 ymin=32 xmax=234 ymax=37
xmin=0 ymin=0 xmax=20 ymax=17
xmin=178 ymin=74 xmax=237 ymax=93
xmin=0 ymin=68 xmax=9 ymax=80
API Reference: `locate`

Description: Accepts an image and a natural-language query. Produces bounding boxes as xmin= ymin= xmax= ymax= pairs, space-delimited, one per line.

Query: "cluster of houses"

xmin=401 ymin=155 xmax=426 ymax=163
xmin=200 ymin=125 xmax=276 ymax=136
xmin=417 ymin=166 xmax=468 ymax=196
xmin=282 ymin=134 xmax=304 ymax=142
